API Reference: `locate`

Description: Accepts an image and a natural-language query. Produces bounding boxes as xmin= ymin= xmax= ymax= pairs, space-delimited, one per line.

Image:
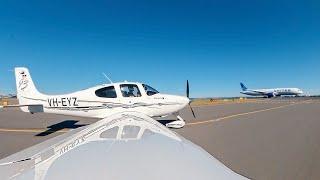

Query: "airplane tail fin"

xmin=14 ymin=67 xmax=43 ymax=112
xmin=240 ymin=82 xmax=248 ymax=91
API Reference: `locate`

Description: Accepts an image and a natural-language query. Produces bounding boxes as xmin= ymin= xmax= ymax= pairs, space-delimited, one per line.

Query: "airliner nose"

xmin=297 ymin=89 xmax=303 ymax=94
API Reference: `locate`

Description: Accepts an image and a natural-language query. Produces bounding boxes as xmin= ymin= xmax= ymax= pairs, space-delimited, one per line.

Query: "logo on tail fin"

xmin=240 ymin=83 xmax=247 ymax=91
xmin=18 ymin=71 xmax=29 ymax=91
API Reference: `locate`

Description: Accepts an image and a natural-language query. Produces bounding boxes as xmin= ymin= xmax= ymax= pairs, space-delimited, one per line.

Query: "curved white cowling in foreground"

xmin=0 ymin=112 xmax=248 ymax=180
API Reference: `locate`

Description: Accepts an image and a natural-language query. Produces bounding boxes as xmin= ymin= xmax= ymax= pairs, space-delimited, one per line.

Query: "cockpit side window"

xmin=120 ymin=84 xmax=142 ymax=97
xmin=95 ymin=86 xmax=117 ymax=98
xmin=142 ymin=84 xmax=159 ymax=96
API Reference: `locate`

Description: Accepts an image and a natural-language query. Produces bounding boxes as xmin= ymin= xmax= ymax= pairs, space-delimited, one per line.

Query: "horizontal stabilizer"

xmin=0 ymin=104 xmax=44 ymax=113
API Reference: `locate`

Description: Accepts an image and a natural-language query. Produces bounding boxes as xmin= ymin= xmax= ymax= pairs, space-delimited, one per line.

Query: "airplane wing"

xmin=0 ymin=104 xmax=43 ymax=108
xmin=251 ymin=90 xmax=277 ymax=97
xmin=0 ymin=104 xmax=44 ymax=113
xmin=0 ymin=112 xmax=248 ymax=180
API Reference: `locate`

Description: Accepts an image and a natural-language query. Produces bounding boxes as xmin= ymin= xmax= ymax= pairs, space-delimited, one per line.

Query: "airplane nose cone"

xmin=171 ymin=95 xmax=190 ymax=107
xmin=186 ymin=97 xmax=191 ymax=104
xmin=180 ymin=96 xmax=190 ymax=106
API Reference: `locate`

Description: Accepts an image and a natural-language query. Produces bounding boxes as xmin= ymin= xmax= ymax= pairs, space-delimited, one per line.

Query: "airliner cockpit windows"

xmin=95 ymin=86 xmax=117 ymax=98
xmin=142 ymin=84 xmax=159 ymax=96
xmin=120 ymin=84 xmax=142 ymax=97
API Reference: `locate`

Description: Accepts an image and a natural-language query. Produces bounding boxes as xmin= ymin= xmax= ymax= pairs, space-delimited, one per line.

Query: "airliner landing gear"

xmin=165 ymin=115 xmax=186 ymax=129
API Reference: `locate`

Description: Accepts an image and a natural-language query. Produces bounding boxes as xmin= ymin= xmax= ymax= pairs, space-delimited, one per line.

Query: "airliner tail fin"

xmin=240 ymin=82 xmax=248 ymax=91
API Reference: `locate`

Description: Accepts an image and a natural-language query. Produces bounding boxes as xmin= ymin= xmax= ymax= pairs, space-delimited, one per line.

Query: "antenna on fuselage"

xmin=102 ymin=72 xmax=113 ymax=84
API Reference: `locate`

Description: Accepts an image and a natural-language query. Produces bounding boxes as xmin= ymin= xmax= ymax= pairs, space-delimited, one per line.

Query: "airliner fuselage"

xmin=240 ymin=83 xmax=303 ymax=98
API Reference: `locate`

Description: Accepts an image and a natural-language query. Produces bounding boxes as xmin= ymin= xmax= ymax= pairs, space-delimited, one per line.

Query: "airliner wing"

xmin=0 ymin=112 xmax=248 ymax=180
xmin=251 ymin=90 xmax=276 ymax=96
xmin=251 ymin=90 xmax=266 ymax=94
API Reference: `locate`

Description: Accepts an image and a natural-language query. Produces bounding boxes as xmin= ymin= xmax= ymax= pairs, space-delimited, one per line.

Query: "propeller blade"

xmin=186 ymin=80 xmax=189 ymax=98
xmin=186 ymin=80 xmax=195 ymax=118
xmin=189 ymin=104 xmax=196 ymax=118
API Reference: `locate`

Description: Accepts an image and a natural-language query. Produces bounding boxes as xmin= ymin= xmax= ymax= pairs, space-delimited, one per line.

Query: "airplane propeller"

xmin=186 ymin=80 xmax=196 ymax=118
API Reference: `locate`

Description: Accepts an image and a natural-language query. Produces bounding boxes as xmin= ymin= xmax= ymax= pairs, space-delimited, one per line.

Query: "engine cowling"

xmin=266 ymin=92 xmax=278 ymax=98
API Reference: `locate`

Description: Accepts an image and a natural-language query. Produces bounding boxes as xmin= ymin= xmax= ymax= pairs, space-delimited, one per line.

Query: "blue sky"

xmin=0 ymin=0 xmax=319 ymax=97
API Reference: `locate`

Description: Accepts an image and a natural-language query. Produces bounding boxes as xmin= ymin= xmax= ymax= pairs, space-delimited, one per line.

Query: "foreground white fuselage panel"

xmin=0 ymin=112 xmax=248 ymax=180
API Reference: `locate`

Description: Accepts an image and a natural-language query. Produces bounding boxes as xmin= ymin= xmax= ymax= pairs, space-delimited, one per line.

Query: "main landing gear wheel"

xmin=165 ymin=115 xmax=186 ymax=129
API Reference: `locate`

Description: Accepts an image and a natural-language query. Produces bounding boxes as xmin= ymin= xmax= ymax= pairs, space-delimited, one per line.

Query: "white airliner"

xmin=240 ymin=82 xmax=303 ymax=98
xmin=0 ymin=67 xmax=249 ymax=179
xmin=1 ymin=67 xmax=197 ymax=129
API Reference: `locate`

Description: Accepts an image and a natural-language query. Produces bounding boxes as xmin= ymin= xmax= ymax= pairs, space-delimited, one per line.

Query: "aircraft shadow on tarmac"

xmin=157 ymin=120 xmax=176 ymax=126
xmin=35 ymin=120 xmax=88 ymax=136
xmin=35 ymin=119 xmax=174 ymax=137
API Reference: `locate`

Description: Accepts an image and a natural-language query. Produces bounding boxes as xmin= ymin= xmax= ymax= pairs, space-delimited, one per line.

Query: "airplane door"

xmin=118 ymin=84 xmax=144 ymax=108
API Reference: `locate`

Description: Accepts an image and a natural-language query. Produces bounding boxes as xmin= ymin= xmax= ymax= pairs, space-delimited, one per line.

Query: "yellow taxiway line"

xmin=186 ymin=100 xmax=311 ymax=126
xmin=0 ymin=100 xmax=312 ymax=132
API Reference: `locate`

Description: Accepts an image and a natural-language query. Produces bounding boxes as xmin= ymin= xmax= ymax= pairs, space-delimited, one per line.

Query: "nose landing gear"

xmin=165 ymin=115 xmax=186 ymax=129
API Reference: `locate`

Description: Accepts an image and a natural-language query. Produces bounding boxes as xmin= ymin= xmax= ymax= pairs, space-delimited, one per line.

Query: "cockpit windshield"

xmin=142 ymin=84 xmax=159 ymax=96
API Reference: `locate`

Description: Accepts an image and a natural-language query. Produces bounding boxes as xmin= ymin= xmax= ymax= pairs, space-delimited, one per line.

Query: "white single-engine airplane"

xmin=240 ymin=82 xmax=303 ymax=98
xmin=0 ymin=67 xmax=249 ymax=179
xmin=3 ymin=67 xmax=195 ymax=129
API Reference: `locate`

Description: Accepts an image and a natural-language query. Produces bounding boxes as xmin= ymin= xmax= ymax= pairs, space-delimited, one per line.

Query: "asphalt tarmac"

xmin=1 ymin=98 xmax=320 ymax=180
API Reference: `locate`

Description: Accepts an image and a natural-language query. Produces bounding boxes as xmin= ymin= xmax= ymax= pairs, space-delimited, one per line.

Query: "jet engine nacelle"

xmin=266 ymin=92 xmax=278 ymax=98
